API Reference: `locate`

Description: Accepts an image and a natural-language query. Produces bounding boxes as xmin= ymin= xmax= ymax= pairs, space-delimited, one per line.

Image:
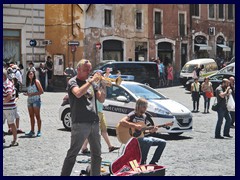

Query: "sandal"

xmin=10 ymin=141 xmax=19 ymax=147
xmin=109 ymin=146 xmax=120 ymax=152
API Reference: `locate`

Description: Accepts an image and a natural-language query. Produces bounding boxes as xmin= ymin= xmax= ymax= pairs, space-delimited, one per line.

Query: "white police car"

xmin=59 ymin=81 xmax=193 ymax=136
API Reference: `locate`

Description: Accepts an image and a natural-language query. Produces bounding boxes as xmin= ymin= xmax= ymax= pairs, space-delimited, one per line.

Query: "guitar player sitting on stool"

xmin=119 ymin=98 xmax=166 ymax=165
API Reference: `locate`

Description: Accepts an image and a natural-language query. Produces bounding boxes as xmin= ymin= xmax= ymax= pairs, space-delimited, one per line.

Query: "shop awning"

xmin=195 ymin=44 xmax=212 ymax=51
xmin=217 ymin=44 xmax=231 ymax=51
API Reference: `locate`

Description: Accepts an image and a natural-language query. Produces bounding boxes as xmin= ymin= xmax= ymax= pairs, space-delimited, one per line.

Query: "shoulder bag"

xmin=211 ymin=97 xmax=219 ymax=111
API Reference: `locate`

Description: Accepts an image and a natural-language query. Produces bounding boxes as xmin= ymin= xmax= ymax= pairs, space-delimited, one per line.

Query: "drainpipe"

xmin=72 ymin=4 xmax=74 ymax=37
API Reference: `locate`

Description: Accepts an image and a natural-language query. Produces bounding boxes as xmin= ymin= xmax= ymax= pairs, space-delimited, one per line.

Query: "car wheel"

xmin=62 ymin=109 xmax=71 ymax=131
xmin=168 ymin=132 xmax=183 ymax=137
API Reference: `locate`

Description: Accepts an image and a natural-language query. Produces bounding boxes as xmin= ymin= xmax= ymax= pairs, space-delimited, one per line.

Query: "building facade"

xmin=3 ymin=4 xmax=235 ymax=88
xmin=3 ymin=4 xmax=46 ymax=70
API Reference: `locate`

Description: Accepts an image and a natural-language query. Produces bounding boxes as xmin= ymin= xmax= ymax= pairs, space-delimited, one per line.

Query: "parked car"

xmin=179 ymin=58 xmax=218 ymax=86
xmin=224 ymin=56 xmax=235 ymax=66
xmin=217 ymin=62 xmax=235 ymax=74
xmin=93 ymin=61 xmax=159 ymax=88
xmin=185 ymin=72 xmax=235 ymax=92
xmin=59 ymin=81 xmax=193 ymax=136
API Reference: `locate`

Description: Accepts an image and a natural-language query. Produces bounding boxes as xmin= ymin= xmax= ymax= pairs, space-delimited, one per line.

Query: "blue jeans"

xmin=203 ymin=94 xmax=211 ymax=111
xmin=215 ymin=107 xmax=232 ymax=137
xmin=138 ymin=136 xmax=166 ymax=164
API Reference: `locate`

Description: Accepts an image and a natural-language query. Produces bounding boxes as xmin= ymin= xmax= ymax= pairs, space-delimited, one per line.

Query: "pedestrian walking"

xmin=64 ymin=62 xmax=76 ymax=86
xmin=3 ymin=69 xmax=18 ymax=146
xmin=201 ymin=77 xmax=213 ymax=113
xmin=229 ymin=76 xmax=235 ymax=128
xmin=60 ymin=59 xmax=106 ymax=176
xmin=23 ymin=70 xmax=44 ymax=137
xmin=5 ymin=69 xmax=24 ymax=135
xmin=196 ymin=64 xmax=204 ymax=78
xmin=214 ymin=78 xmax=232 ymax=139
xmin=157 ymin=59 xmax=166 ymax=87
xmin=104 ymin=67 xmax=112 ymax=78
xmin=11 ymin=64 xmax=23 ymax=93
xmin=39 ymin=63 xmax=47 ymax=91
xmin=46 ymin=56 xmax=53 ymax=88
xmin=167 ymin=63 xmax=173 ymax=86
xmin=81 ymin=100 xmax=120 ymax=153
xmin=191 ymin=78 xmax=201 ymax=112
xmin=27 ymin=61 xmax=36 ymax=72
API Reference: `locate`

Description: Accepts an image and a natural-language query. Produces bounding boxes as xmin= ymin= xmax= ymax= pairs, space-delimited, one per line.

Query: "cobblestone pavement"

xmin=3 ymin=86 xmax=235 ymax=176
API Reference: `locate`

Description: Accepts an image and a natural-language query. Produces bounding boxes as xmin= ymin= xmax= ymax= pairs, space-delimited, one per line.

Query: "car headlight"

xmin=154 ymin=107 xmax=173 ymax=117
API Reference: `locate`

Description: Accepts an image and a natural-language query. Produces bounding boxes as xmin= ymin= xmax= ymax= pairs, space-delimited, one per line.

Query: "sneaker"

xmin=10 ymin=141 xmax=19 ymax=147
xmin=109 ymin=146 xmax=120 ymax=152
xmin=81 ymin=148 xmax=90 ymax=154
xmin=25 ymin=131 xmax=35 ymax=137
xmin=36 ymin=131 xmax=42 ymax=137
xmin=224 ymin=134 xmax=233 ymax=138
xmin=17 ymin=129 xmax=25 ymax=134
xmin=215 ymin=136 xmax=224 ymax=139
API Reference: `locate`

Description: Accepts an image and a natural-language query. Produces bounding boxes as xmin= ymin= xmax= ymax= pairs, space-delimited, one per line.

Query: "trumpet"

xmin=89 ymin=75 xmax=122 ymax=89
xmin=100 ymin=76 xmax=122 ymax=87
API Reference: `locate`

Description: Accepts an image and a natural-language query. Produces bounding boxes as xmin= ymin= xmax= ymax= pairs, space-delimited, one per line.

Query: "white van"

xmin=179 ymin=58 xmax=218 ymax=86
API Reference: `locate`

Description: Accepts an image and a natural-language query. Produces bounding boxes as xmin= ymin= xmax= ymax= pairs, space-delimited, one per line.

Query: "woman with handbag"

xmin=191 ymin=78 xmax=201 ymax=112
xmin=201 ymin=77 xmax=214 ymax=113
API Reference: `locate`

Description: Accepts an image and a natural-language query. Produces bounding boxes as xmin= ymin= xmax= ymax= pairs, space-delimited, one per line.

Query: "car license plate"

xmin=183 ymin=119 xmax=189 ymax=123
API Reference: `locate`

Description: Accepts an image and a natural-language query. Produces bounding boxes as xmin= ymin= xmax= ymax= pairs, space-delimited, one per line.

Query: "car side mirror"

xmin=116 ymin=96 xmax=129 ymax=103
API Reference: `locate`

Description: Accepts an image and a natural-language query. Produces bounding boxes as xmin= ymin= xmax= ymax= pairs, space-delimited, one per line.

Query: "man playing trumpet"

xmin=61 ymin=59 xmax=106 ymax=176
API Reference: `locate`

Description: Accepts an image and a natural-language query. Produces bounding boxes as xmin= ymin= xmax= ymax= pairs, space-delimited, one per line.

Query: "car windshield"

xmin=122 ymin=83 xmax=166 ymax=100
xmin=181 ymin=64 xmax=196 ymax=73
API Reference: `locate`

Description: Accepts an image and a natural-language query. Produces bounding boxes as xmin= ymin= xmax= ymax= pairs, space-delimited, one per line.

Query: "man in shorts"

xmin=3 ymin=69 xmax=18 ymax=146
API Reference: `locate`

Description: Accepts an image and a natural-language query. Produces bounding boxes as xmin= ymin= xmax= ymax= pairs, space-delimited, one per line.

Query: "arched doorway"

xmin=103 ymin=40 xmax=123 ymax=61
xmin=194 ymin=35 xmax=211 ymax=58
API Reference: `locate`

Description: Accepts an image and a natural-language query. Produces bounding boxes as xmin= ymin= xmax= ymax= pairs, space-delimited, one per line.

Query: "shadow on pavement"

xmin=3 ymin=144 xmax=11 ymax=149
xmin=18 ymin=135 xmax=37 ymax=139
xmin=148 ymin=133 xmax=192 ymax=141
xmin=57 ymin=128 xmax=71 ymax=132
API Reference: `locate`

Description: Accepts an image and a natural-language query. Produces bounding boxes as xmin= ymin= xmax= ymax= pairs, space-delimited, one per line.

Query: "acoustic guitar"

xmin=116 ymin=121 xmax=173 ymax=144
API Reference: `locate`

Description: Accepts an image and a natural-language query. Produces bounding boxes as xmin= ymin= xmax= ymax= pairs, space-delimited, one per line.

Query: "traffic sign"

xmin=29 ymin=39 xmax=37 ymax=47
xmin=96 ymin=42 xmax=101 ymax=50
xmin=68 ymin=41 xmax=80 ymax=46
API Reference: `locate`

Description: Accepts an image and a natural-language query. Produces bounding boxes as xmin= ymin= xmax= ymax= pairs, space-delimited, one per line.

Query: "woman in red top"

xmin=167 ymin=63 xmax=173 ymax=86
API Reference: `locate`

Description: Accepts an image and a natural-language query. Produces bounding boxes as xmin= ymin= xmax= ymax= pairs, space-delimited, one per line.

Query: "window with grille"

xmin=209 ymin=4 xmax=215 ymax=18
xmin=190 ymin=4 xmax=199 ymax=16
xmin=228 ymin=4 xmax=234 ymax=20
xmin=136 ymin=12 xmax=142 ymax=29
xmin=179 ymin=13 xmax=185 ymax=36
xmin=155 ymin=11 xmax=162 ymax=35
xmin=105 ymin=9 xmax=112 ymax=27
xmin=218 ymin=4 xmax=224 ymax=19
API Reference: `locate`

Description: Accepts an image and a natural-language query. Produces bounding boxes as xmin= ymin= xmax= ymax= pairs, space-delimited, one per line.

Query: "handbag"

xmin=227 ymin=94 xmax=235 ymax=112
xmin=206 ymin=91 xmax=213 ymax=98
xmin=211 ymin=98 xmax=219 ymax=112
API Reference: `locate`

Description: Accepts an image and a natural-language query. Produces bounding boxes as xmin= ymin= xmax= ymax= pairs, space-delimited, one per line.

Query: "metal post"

xmin=31 ymin=4 xmax=34 ymax=63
